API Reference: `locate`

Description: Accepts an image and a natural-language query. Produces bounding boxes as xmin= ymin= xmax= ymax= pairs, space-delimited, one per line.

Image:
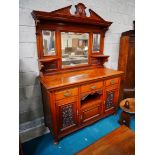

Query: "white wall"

xmin=19 ymin=0 xmax=135 ymax=142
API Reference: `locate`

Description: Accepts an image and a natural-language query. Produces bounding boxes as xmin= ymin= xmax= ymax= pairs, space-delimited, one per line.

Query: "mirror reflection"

xmin=42 ymin=30 xmax=56 ymax=56
xmin=92 ymin=33 xmax=100 ymax=52
xmin=61 ymin=32 xmax=89 ymax=68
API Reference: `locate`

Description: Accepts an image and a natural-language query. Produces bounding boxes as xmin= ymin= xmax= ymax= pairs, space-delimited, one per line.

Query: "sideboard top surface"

xmin=39 ymin=68 xmax=123 ymax=90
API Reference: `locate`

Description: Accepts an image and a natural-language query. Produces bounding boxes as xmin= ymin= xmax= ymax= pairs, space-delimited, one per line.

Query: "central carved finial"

xmin=75 ymin=3 xmax=86 ymax=17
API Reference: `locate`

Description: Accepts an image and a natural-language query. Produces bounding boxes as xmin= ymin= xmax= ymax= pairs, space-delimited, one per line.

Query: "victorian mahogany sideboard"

xmin=31 ymin=3 xmax=124 ymax=143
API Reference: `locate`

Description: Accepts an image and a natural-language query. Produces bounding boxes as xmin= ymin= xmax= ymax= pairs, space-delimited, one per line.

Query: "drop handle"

xmin=64 ymin=92 xmax=71 ymax=97
xmin=80 ymin=115 xmax=83 ymax=120
xmin=77 ymin=110 xmax=80 ymax=115
xmin=90 ymin=85 xmax=96 ymax=90
xmin=110 ymin=80 xmax=115 ymax=85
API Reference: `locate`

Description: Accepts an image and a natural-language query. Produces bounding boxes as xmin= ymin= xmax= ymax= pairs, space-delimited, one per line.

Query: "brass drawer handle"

xmin=80 ymin=115 xmax=83 ymax=120
xmin=90 ymin=85 xmax=96 ymax=90
xmin=110 ymin=80 xmax=115 ymax=85
xmin=64 ymin=92 xmax=71 ymax=97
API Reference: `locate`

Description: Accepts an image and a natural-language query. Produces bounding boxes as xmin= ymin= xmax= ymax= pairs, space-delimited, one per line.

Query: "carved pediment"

xmin=50 ymin=3 xmax=87 ymax=17
xmin=89 ymin=9 xmax=106 ymax=21
xmin=32 ymin=3 xmax=112 ymax=28
xmin=50 ymin=5 xmax=72 ymax=16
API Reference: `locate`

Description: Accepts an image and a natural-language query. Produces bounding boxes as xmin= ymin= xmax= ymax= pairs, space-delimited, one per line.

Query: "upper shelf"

xmin=91 ymin=55 xmax=110 ymax=62
xmin=31 ymin=3 xmax=112 ymax=29
xmin=91 ymin=55 xmax=109 ymax=58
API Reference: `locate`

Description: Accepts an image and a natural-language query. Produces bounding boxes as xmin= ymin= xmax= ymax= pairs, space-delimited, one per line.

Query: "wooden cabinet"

xmin=118 ymin=28 xmax=135 ymax=99
xmin=40 ymin=70 xmax=123 ymax=143
xmin=32 ymin=3 xmax=124 ymax=143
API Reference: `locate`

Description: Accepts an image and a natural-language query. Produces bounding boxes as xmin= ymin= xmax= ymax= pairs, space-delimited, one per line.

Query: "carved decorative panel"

xmin=61 ymin=104 xmax=75 ymax=129
xmin=105 ymin=91 xmax=114 ymax=110
xmin=75 ymin=3 xmax=86 ymax=17
xmin=81 ymin=90 xmax=102 ymax=101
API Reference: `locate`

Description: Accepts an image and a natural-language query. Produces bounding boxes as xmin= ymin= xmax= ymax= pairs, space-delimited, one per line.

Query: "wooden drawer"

xmin=55 ymin=88 xmax=78 ymax=100
xmin=105 ymin=84 xmax=119 ymax=90
xmin=81 ymin=103 xmax=102 ymax=123
xmin=81 ymin=81 xmax=103 ymax=93
xmin=105 ymin=77 xmax=120 ymax=87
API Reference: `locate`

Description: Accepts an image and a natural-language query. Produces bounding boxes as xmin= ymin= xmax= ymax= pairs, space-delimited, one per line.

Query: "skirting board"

xmin=20 ymin=117 xmax=50 ymax=143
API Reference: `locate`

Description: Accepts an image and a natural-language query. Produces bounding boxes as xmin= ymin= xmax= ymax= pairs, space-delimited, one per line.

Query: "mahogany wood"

xmin=76 ymin=125 xmax=135 ymax=155
xmin=32 ymin=3 xmax=113 ymax=75
xmin=40 ymin=68 xmax=123 ymax=143
xmin=39 ymin=68 xmax=123 ymax=90
xmin=31 ymin=3 xmax=124 ymax=143
xmin=118 ymin=27 xmax=135 ymax=99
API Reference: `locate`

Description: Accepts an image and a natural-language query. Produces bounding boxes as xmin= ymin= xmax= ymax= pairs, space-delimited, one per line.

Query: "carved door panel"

xmin=56 ymin=97 xmax=78 ymax=133
xmin=104 ymin=85 xmax=119 ymax=115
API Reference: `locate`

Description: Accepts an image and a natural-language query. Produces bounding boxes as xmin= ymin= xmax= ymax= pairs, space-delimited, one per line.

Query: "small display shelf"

xmin=91 ymin=55 xmax=110 ymax=65
xmin=39 ymin=57 xmax=60 ymax=63
xmin=81 ymin=92 xmax=102 ymax=109
xmin=91 ymin=55 xmax=109 ymax=58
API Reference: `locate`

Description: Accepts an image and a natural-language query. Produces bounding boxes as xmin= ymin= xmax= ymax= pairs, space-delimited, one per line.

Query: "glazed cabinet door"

xmin=56 ymin=97 xmax=78 ymax=134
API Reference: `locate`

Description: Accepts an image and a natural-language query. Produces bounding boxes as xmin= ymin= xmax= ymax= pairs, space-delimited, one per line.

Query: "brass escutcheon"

xmin=110 ymin=80 xmax=115 ymax=85
xmin=90 ymin=85 xmax=96 ymax=90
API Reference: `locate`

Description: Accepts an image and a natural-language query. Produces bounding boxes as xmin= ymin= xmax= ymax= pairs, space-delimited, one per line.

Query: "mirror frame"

xmin=32 ymin=3 xmax=112 ymax=75
xmin=92 ymin=33 xmax=101 ymax=53
xmin=42 ymin=30 xmax=56 ymax=56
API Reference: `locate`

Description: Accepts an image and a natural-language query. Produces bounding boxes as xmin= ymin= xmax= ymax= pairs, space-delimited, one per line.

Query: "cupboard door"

xmin=56 ymin=97 xmax=78 ymax=133
xmin=104 ymin=85 xmax=119 ymax=115
xmin=80 ymin=103 xmax=102 ymax=123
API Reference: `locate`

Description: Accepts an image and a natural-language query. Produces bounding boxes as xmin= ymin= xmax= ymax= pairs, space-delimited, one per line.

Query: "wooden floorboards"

xmin=76 ymin=125 xmax=135 ymax=155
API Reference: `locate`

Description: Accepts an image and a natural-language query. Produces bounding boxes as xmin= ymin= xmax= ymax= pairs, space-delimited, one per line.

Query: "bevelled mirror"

xmin=61 ymin=32 xmax=89 ymax=68
xmin=92 ymin=33 xmax=100 ymax=52
xmin=42 ymin=30 xmax=56 ymax=56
